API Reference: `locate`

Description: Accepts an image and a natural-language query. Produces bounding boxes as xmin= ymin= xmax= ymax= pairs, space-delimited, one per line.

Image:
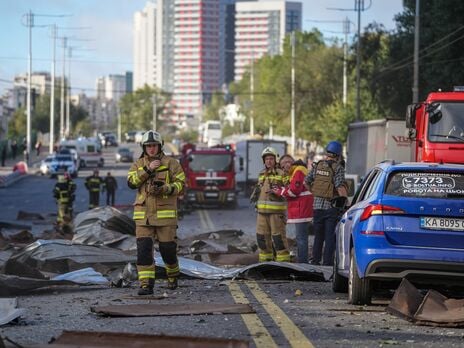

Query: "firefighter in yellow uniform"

xmin=254 ymin=147 xmax=290 ymax=262
xmin=127 ymin=130 xmax=186 ymax=295
xmin=85 ymin=169 xmax=105 ymax=209
xmin=53 ymin=174 xmax=76 ymax=226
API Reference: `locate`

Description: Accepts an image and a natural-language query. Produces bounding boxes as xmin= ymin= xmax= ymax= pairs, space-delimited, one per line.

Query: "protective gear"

xmin=326 ymin=141 xmax=342 ymax=156
xmin=128 ymin=147 xmax=185 ymax=295
xmin=137 ymin=238 xmax=154 ymax=265
xmin=138 ymin=278 xmax=154 ymax=295
xmin=141 ymin=130 xmax=164 ymax=147
xmin=85 ymin=173 xmax=105 ymax=209
xmin=310 ymin=160 xmax=340 ymax=199
xmin=57 ymin=175 xmax=66 ymax=183
xmin=256 ymin=169 xmax=287 ymax=214
xmin=53 ymin=175 xmax=76 ymax=225
xmin=249 ymin=184 xmax=261 ymax=204
xmin=261 ymin=146 xmax=279 ymax=162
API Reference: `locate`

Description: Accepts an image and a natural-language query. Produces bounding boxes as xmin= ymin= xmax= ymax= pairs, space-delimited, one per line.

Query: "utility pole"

xmin=25 ymin=10 xmax=33 ymax=164
xmin=290 ymin=31 xmax=296 ymax=157
xmin=343 ymin=17 xmax=351 ymax=106
xmin=412 ymin=0 xmax=420 ymax=103
xmin=250 ymin=52 xmax=254 ymax=137
xmin=60 ymin=36 xmax=67 ymax=140
xmin=49 ymin=24 xmax=56 ymax=154
xmin=355 ymin=0 xmax=363 ymax=122
xmin=66 ymin=47 xmax=72 ymax=137
xmin=152 ymin=94 xmax=157 ymax=130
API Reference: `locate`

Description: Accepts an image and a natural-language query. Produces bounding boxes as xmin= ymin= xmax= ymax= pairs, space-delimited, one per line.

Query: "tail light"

xmin=360 ymin=204 xmax=405 ymax=221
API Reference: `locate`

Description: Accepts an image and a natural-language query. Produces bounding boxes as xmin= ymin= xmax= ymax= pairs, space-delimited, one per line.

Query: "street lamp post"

xmin=290 ymin=31 xmax=296 ymax=157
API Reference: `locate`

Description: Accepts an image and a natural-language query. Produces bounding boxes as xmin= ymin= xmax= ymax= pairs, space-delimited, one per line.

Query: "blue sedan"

xmin=333 ymin=161 xmax=464 ymax=305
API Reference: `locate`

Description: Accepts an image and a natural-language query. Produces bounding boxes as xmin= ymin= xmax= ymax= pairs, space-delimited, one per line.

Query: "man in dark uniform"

xmin=85 ymin=169 xmax=105 ymax=209
xmin=305 ymin=141 xmax=347 ymax=266
xmin=104 ymin=171 xmax=118 ymax=206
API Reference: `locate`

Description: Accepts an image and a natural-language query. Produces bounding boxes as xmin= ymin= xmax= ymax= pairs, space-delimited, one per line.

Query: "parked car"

xmin=49 ymin=154 xmax=78 ymax=178
xmin=125 ymin=131 xmax=137 ymax=143
xmin=333 ymin=161 xmax=464 ymax=305
xmin=39 ymin=155 xmax=54 ymax=176
xmin=104 ymin=134 xmax=118 ymax=147
xmin=115 ymin=147 xmax=134 ymax=163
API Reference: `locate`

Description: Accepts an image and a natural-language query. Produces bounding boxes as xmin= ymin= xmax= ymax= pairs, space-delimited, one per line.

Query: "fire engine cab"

xmin=180 ymin=144 xmax=237 ymax=208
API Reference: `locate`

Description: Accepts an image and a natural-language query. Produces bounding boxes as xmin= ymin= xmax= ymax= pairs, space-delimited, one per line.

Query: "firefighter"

xmin=53 ymin=173 xmax=75 ymax=226
xmin=63 ymin=171 xmax=77 ymax=218
xmin=85 ymin=169 xmax=105 ymax=209
xmin=254 ymin=146 xmax=290 ymax=262
xmin=305 ymin=141 xmax=348 ymax=266
xmin=127 ymin=130 xmax=186 ymax=295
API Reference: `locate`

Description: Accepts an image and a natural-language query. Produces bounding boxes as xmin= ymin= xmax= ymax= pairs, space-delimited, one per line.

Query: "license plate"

xmin=205 ymin=192 xmax=218 ymax=198
xmin=420 ymin=217 xmax=464 ymax=231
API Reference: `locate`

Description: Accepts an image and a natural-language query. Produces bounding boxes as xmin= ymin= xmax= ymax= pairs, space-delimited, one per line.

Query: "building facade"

xmin=234 ymin=0 xmax=302 ymax=80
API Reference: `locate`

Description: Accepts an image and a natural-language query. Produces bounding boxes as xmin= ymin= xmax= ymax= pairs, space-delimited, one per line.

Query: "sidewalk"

xmin=0 ymin=146 xmax=50 ymax=187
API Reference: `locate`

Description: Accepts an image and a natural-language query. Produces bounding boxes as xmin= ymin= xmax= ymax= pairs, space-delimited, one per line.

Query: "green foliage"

xmin=203 ymin=92 xmax=226 ymax=121
xmin=118 ymin=85 xmax=171 ymax=135
xmin=178 ymin=129 xmax=198 ymax=144
xmin=8 ymin=107 xmax=26 ymax=138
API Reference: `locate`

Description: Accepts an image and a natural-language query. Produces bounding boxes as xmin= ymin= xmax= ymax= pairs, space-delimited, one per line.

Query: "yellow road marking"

xmin=247 ymin=280 xmax=315 ymax=348
xmin=228 ymin=281 xmax=277 ymax=348
xmin=203 ymin=208 xmax=214 ymax=230
xmin=197 ymin=209 xmax=208 ymax=230
xmin=197 ymin=209 xmax=214 ymax=230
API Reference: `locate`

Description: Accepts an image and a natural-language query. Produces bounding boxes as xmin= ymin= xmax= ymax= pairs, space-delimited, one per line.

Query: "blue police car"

xmin=332 ymin=161 xmax=464 ymax=305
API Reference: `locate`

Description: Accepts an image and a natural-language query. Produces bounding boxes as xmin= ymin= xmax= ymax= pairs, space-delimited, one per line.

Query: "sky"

xmin=0 ymin=0 xmax=404 ymax=97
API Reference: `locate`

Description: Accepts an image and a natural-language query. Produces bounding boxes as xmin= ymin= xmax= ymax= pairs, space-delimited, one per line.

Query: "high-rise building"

xmin=96 ymin=74 xmax=127 ymax=102
xmin=234 ymin=0 xmax=302 ymax=80
xmin=133 ymin=0 xmax=302 ymax=121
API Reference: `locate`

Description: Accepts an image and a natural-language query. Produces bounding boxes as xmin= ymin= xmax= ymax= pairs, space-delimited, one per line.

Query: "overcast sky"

xmin=0 ymin=0 xmax=404 ymax=96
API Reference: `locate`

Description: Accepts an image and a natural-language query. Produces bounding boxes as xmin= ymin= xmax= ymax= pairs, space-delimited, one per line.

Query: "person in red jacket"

xmin=273 ymin=155 xmax=314 ymax=263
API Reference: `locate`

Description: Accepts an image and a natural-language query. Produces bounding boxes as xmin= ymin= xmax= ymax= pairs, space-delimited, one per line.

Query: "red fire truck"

xmin=406 ymin=88 xmax=464 ymax=163
xmin=180 ymin=144 xmax=237 ymax=208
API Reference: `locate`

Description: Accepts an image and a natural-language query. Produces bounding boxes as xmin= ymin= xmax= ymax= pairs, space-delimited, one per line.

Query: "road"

xmin=1 ymin=144 xmax=464 ymax=347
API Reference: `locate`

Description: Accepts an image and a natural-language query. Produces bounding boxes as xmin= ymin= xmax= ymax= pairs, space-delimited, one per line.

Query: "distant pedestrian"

xmin=35 ymin=141 xmax=42 ymax=156
xmin=11 ymin=140 xmax=17 ymax=160
xmin=23 ymin=149 xmax=29 ymax=163
xmin=103 ymin=171 xmax=118 ymax=206
xmin=1 ymin=145 xmax=6 ymax=167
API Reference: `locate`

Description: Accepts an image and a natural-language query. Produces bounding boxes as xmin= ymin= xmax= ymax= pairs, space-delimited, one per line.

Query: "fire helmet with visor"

xmin=261 ymin=146 xmax=279 ymax=162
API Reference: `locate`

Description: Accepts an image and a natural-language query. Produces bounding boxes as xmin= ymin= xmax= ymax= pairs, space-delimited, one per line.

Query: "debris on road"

xmin=0 ymin=298 xmax=26 ymax=326
xmin=387 ymin=278 xmax=464 ymax=327
xmin=91 ymin=302 xmax=255 ymax=317
xmin=46 ymin=330 xmax=250 ymax=347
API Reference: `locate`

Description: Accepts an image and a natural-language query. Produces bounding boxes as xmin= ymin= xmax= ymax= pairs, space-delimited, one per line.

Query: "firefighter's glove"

xmin=271 ymin=186 xmax=284 ymax=196
xmin=151 ymin=184 xmax=173 ymax=196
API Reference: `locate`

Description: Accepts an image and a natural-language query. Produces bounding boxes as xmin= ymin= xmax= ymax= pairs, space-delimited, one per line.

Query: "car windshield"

xmin=385 ymin=171 xmax=464 ymax=199
xmin=119 ymin=148 xmax=130 ymax=154
xmin=188 ymin=154 xmax=232 ymax=172
xmin=427 ymin=102 xmax=464 ymax=143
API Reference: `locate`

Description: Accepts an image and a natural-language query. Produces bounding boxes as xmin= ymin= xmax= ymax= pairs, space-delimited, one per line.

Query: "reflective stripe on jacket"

xmin=256 ymin=167 xmax=287 ymax=214
xmin=127 ymin=152 xmax=186 ymax=226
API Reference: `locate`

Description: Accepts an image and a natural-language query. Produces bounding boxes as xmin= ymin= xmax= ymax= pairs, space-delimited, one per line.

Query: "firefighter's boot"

xmin=167 ymin=277 xmax=178 ymax=290
xmin=137 ymin=278 xmax=154 ymax=296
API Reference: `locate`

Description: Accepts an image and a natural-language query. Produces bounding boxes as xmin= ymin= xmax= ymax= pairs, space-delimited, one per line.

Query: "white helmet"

xmin=140 ymin=130 xmax=163 ymax=147
xmin=261 ymin=146 xmax=278 ymax=162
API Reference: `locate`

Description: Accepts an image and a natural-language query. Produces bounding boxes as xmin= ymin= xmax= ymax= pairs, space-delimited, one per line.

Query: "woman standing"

xmin=272 ymin=155 xmax=314 ymax=263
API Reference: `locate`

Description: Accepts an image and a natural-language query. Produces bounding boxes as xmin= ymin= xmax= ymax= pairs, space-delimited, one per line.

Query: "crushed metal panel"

xmin=46 ymin=330 xmax=249 ymax=348
xmin=91 ymin=303 xmax=254 ymax=317
xmin=387 ymin=278 xmax=464 ymax=327
xmin=414 ymin=290 xmax=464 ymax=327
xmin=386 ymin=278 xmax=424 ymax=321
xmin=0 ymin=298 xmax=26 ymax=326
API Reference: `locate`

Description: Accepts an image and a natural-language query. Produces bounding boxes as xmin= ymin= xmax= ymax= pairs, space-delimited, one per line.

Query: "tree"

xmin=119 ymin=85 xmax=171 ymax=134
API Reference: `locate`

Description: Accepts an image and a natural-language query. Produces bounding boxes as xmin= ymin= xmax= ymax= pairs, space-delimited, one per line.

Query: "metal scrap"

xmin=387 ymin=278 xmax=464 ymax=327
xmin=0 ymin=298 xmax=26 ymax=326
xmin=46 ymin=330 xmax=250 ymax=347
xmin=91 ymin=303 xmax=254 ymax=317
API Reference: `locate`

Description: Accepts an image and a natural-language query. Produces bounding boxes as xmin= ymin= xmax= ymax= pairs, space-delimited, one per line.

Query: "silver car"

xmin=40 ymin=155 xmax=54 ymax=176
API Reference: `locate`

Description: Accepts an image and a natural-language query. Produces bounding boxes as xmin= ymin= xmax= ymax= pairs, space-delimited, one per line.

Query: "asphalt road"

xmin=1 ymin=145 xmax=464 ymax=347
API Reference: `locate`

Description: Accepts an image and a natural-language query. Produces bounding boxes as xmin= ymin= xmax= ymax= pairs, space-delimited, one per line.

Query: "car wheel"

xmin=348 ymin=248 xmax=371 ymax=305
xmin=332 ymin=253 xmax=348 ymax=293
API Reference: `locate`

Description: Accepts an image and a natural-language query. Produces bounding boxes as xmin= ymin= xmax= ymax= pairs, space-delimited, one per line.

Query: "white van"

xmin=60 ymin=139 xmax=104 ymax=168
